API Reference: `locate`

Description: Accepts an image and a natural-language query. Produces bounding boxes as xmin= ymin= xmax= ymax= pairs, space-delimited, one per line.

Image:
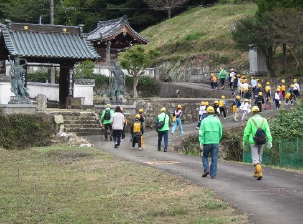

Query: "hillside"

xmin=141 ymin=3 xmax=257 ymax=68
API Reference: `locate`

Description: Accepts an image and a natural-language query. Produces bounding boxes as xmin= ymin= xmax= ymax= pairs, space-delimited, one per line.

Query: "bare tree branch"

xmin=144 ymin=0 xmax=190 ymax=19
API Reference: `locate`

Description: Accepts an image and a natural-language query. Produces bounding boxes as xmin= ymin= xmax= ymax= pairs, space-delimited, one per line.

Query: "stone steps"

xmin=50 ymin=110 xmax=102 ymax=136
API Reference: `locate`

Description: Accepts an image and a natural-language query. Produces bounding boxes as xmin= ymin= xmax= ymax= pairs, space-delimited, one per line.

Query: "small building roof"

xmin=0 ymin=22 xmax=100 ymax=61
xmin=87 ymin=15 xmax=148 ymax=44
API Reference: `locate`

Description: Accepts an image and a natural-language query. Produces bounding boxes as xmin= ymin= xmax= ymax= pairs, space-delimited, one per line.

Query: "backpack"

xmin=133 ymin=122 xmax=141 ymax=134
xmin=156 ymin=114 xmax=167 ymax=130
xmin=104 ymin=109 xmax=111 ymax=120
xmin=251 ymin=118 xmax=267 ymax=145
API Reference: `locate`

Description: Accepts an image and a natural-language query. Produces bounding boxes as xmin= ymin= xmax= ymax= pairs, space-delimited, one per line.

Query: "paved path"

xmin=88 ymin=111 xmax=303 ymax=224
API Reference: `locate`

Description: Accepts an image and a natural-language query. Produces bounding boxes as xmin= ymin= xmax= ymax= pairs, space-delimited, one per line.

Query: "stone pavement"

xmin=88 ymin=110 xmax=303 ymax=224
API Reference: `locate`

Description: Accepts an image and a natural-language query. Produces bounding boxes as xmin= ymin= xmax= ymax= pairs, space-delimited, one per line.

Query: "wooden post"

xmin=106 ymin=41 xmax=111 ymax=66
xmin=59 ymin=64 xmax=73 ymax=108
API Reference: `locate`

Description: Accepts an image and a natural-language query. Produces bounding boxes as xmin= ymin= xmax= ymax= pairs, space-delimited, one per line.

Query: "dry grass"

xmin=0 ymin=145 xmax=249 ymax=224
xmin=141 ymin=3 xmax=257 ymax=66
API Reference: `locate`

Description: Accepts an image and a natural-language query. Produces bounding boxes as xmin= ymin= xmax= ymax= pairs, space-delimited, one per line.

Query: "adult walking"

xmin=100 ymin=104 xmax=114 ymax=141
xmin=219 ymin=68 xmax=227 ymax=89
xmin=172 ymin=105 xmax=184 ymax=135
xmin=199 ymin=106 xmax=223 ymax=179
xmin=156 ymin=108 xmax=170 ymax=152
xmin=111 ymin=106 xmax=125 ymax=148
xmin=243 ymin=106 xmax=272 ymax=180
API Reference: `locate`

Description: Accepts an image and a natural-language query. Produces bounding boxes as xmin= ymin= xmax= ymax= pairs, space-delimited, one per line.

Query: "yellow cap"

xmin=214 ymin=100 xmax=219 ymax=104
xmin=201 ymin=101 xmax=205 ymax=106
xmin=290 ymin=84 xmax=294 ymax=88
xmin=294 ymin=79 xmax=297 ymax=83
xmin=276 ymin=88 xmax=280 ymax=91
xmin=177 ymin=104 xmax=182 ymax=109
xmin=135 ymin=114 xmax=140 ymax=119
xmin=245 ymin=98 xmax=249 ymax=102
xmin=266 ymin=82 xmax=270 ymax=85
xmin=160 ymin=107 xmax=166 ymax=112
xmin=221 ymin=95 xmax=226 ymax=99
xmin=252 ymin=106 xmax=260 ymax=112
xmin=251 ymin=76 xmax=254 ymax=79
xmin=257 ymin=84 xmax=262 ymax=88
xmin=205 ymin=101 xmax=209 ymax=106
xmin=139 ymin=109 xmax=144 ymax=113
xmin=237 ymin=74 xmax=241 ymax=78
xmin=106 ymin=104 xmax=111 ymax=108
xmin=211 ymin=73 xmax=214 ymax=77
xmin=206 ymin=106 xmax=215 ymax=113
xmin=236 ymin=95 xmax=241 ymax=100
xmin=258 ymin=92 xmax=263 ymax=96
xmin=281 ymin=79 xmax=285 ymax=83
xmin=120 ymin=107 xmax=124 ymax=112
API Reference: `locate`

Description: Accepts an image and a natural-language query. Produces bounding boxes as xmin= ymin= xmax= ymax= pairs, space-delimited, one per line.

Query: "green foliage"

xmin=221 ymin=128 xmax=243 ymax=161
xmin=0 ymin=114 xmax=54 ymax=150
xmin=125 ymin=76 xmax=160 ymax=97
xmin=269 ymin=103 xmax=303 ymax=140
xmin=256 ymin=0 xmax=303 ymax=15
xmin=95 ymin=75 xmax=109 ymax=85
xmin=74 ymin=60 xmax=95 ymax=79
xmin=119 ymin=45 xmax=160 ymax=98
xmin=182 ymin=135 xmax=200 ymax=156
xmin=27 ymin=71 xmax=49 ymax=83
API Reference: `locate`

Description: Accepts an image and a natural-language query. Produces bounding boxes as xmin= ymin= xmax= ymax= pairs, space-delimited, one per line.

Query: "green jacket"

xmin=243 ymin=114 xmax=272 ymax=145
xmin=100 ymin=108 xmax=114 ymax=125
xmin=219 ymin=69 xmax=227 ymax=79
xmin=157 ymin=113 xmax=170 ymax=131
xmin=199 ymin=115 xmax=222 ymax=145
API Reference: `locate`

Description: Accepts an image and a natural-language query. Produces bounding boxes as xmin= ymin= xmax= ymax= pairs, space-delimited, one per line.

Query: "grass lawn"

xmin=0 ymin=145 xmax=249 ymax=224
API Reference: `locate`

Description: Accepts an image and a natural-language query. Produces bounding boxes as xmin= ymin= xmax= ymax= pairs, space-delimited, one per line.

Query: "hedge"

xmin=0 ymin=114 xmax=54 ymax=150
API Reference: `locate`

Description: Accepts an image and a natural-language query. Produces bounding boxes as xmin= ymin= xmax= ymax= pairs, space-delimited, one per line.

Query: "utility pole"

xmin=50 ymin=0 xmax=56 ymax=84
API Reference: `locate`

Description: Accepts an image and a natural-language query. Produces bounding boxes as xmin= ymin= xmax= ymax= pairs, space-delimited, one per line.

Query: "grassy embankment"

xmin=141 ymin=3 xmax=257 ymax=67
xmin=0 ymin=145 xmax=249 ymax=224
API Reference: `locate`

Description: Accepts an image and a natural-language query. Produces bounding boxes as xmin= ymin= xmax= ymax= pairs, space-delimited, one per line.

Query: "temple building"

xmin=0 ymin=21 xmax=100 ymax=108
xmin=87 ymin=15 xmax=148 ymax=66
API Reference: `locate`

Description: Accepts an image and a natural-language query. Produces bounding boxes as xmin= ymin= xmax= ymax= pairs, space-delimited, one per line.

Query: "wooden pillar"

xmin=106 ymin=41 xmax=111 ymax=66
xmin=59 ymin=64 xmax=73 ymax=108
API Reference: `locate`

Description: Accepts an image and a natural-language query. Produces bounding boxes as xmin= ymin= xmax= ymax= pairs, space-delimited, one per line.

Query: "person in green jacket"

xmin=156 ymin=107 xmax=170 ymax=152
xmin=219 ymin=68 xmax=227 ymax=89
xmin=243 ymin=106 xmax=272 ymax=180
xmin=100 ymin=104 xmax=114 ymax=141
xmin=199 ymin=106 xmax=223 ymax=179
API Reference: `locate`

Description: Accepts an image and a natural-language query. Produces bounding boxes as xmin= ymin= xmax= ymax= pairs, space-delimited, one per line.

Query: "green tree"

xmin=231 ymin=16 xmax=278 ymax=77
xmin=74 ymin=60 xmax=95 ymax=79
xmin=119 ymin=45 xmax=159 ymax=99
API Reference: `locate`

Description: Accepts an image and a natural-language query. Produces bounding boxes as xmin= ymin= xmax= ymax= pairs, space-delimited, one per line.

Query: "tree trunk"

xmin=266 ymin=46 xmax=275 ymax=77
xmin=168 ymin=8 xmax=171 ymax=19
xmin=133 ymin=76 xmax=139 ymax=99
xmin=282 ymin=43 xmax=286 ymax=75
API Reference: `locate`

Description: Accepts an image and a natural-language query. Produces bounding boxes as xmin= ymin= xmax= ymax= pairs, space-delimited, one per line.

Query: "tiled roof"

xmin=74 ymin=79 xmax=95 ymax=85
xmin=1 ymin=23 xmax=100 ymax=60
xmin=87 ymin=15 xmax=148 ymax=43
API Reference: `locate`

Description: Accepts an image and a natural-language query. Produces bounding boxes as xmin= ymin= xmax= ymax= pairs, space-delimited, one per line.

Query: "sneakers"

xmin=211 ymin=176 xmax=216 ymax=179
xmin=196 ymin=127 xmax=199 ymax=130
xmin=202 ymin=171 xmax=210 ymax=177
xmin=224 ymin=117 xmax=226 ymax=119
xmin=131 ymin=147 xmax=134 ymax=149
xmin=138 ymin=147 xmax=142 ymax=150
xmin=171 ymin=132 xmax=175 ymax=135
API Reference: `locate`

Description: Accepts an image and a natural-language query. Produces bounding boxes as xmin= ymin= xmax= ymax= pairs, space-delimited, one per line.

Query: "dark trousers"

xmin=104 ymin=124 xmax=112 ymax=140
xmin=158 ymin=131 xmax=168 ymax=151
xmin=132 ymin=136 xmax=141 ymax=148
xmin=257 ymin=102 xmax=262 ymax=112
xmin=275 ymin=99 xmax=280 ymax=109
xmin=220 ymin=78 xmax=225 ymax=87
xmin=219 ymin=107 xmax=226 ymax=118
xmin=113 ymin=130 xmax=123 ymax=146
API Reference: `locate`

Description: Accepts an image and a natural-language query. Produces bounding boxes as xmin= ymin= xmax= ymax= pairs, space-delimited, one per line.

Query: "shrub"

xmin=126 ymin=76 xmax=160 ymax=97
xmin=0 ymin=114 xmax=54 ymax=150
xmin=74 ymin=60 xmax=95 ymax=79
xmin=95 ymin=75 xmax=109 ymax=85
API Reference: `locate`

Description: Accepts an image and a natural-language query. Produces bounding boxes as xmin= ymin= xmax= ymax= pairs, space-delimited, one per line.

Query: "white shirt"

xmin=111 ymin=112 xmax=125 ymax=130
xmin=294 ymin=83 xmax=300 ymax=91
xmin=243 ymin=83 xmax=249 ymax=91
xmin=230 ymin=72 xmax=236 ymax=82
xmin=199 ymin=105 xmax=206 ymax=115
xmin=241 ymin=102 xmax=251 ymax=111
xmin=275 ymin=92 xmax=280 ymax=100
xmin=251 ymin=79 xmax=257 ymax=87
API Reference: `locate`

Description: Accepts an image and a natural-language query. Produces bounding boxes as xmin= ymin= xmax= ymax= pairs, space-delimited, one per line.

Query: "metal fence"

xmin=243 ymin=138 xmax=303 ymax=169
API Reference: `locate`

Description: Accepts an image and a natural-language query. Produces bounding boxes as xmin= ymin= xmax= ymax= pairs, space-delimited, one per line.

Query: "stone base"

xmin=8 ymin=96 xmax=35 ymax=105
xmin=0 ymin=104 xmax=37 ymax=114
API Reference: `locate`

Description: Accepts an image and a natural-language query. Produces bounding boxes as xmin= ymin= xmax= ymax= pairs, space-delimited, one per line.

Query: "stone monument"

xmin=108 ymin=61 xmax=125 ymax=104
xmin=8 ymin=56 xmax=33 ymax=104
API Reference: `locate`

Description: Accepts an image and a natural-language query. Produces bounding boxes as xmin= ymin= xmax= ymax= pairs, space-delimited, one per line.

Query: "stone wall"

xmin=135 ymin=98 xmax=234 ymax=129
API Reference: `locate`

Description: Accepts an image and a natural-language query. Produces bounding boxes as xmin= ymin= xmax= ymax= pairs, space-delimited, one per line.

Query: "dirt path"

xmin=88 ymin=109 xmax=303 ymax=224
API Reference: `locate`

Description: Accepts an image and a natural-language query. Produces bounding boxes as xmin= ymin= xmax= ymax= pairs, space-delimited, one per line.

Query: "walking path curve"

xmin=88 ymin=110 xmax=303 ymax=224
